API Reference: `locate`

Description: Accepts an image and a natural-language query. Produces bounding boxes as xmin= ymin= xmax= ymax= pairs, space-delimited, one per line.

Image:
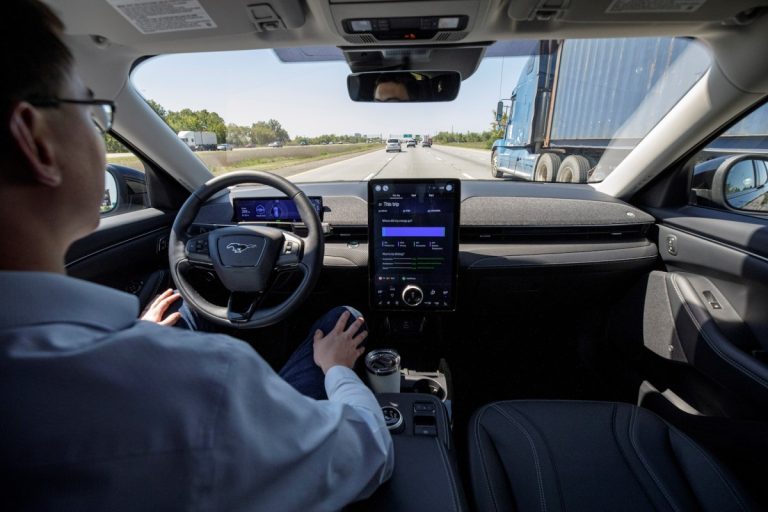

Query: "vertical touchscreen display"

xmin=369 ymin=179 xmax=460 ymax=310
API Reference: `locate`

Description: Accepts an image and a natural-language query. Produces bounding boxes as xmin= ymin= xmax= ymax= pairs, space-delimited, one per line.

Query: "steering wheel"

xmin=169 ymin=171 xmax=324 ymax=329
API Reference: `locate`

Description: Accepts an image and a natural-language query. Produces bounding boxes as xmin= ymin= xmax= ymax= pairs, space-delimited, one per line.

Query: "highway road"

xmin=283 ymin=144 xmax=494 ymax=182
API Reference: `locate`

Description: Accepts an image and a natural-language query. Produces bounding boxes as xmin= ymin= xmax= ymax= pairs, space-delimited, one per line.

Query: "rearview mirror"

xmin=347 ymin=71 xmax=461 ymax=102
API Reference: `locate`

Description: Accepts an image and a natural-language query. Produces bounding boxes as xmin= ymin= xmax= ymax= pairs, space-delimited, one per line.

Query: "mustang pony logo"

xmin=226 ymin=242 xmax=259 ymax=254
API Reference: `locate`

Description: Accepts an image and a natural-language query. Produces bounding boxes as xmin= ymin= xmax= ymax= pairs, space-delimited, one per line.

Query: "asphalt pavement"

xmin=282 ymin=144 xmax=494 ymax=182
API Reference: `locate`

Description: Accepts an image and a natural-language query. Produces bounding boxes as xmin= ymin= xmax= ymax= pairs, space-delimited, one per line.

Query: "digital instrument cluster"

xmin=233 ymin=197 xmax=323 ymax=223
xmin=369 ymin=179 xmax=460 ymax=311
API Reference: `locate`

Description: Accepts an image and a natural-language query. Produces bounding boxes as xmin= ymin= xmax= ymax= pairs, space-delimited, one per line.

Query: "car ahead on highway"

xmin=385 ymin=138 xmax=402 ymax=152
xmin=406 ymin=139 xmax=417 ymax=148
xmin=28 ymin=0 xmax=768 ymax=510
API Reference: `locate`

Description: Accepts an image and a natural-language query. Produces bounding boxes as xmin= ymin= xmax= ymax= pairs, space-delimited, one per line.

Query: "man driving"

xmin=0 ymin=1 xmax=393 ymax=510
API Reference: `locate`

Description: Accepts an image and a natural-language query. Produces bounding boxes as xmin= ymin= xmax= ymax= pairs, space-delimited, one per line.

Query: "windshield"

xmin=128 ymin=37 xmax=710 ymax=184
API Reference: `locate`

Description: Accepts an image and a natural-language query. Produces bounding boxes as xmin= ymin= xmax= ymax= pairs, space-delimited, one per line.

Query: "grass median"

xmin=439 ymin=141 xmax=492 ymax=150
xmin=106 ymin=143 xmax=381 ymax=174
xmin=210 ymin=144 xmax=380 ymax=175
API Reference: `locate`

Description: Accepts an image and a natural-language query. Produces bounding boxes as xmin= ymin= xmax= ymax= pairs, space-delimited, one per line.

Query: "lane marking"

xmin=362 ymin=152 xmax=399 ymax=181
xmin=286 ymin=149 xmax=382 ymax=180
xmin=435 ymin=157 xmax=443 ymax=161
xmin=462 ymin=172 xmax=475 ymax=179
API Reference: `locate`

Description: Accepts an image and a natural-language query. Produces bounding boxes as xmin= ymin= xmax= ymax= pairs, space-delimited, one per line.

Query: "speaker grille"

xmin=343 ymin=34 xmax=377 ymax=44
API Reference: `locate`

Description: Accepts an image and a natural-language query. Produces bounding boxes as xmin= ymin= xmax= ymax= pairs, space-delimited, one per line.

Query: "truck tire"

xmin=556 ymin=155 xmax=591 ymax=183
xmin=533 ymin=153 xmax=561 ymax=182
xmin=491 ymin=150 xmax=503 ymax=178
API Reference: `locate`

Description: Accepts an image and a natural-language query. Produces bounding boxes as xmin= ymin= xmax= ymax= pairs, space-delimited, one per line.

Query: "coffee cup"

xmin=365 ymin=349 xmax=401 ymax=394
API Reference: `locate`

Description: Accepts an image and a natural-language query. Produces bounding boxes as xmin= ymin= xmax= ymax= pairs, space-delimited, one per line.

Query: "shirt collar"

xmin=0 ymin=271 xmax=139 ymax=331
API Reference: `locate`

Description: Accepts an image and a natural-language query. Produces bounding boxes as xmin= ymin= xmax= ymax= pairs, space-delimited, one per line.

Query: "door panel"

xmin=652 ymin=206 xmax=768 ymax=346
xmin=632 ymin=206 xmax=768 ymax=417
xmin=66 ymin=208 xmax=176 ymax=309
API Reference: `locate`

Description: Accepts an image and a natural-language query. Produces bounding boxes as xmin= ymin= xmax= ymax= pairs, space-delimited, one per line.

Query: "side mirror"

xmin=496 ymin=101 xmax=504 ymax=122
xmin=347 ymin=71 xmax=461 ymax=102
xmin=709 ymin=155 xmax=768 ymax=212
xmin=102 ymin=170 xmax=118 ymax=214
xmin=102 ymin=165 xmax=149 ymax=216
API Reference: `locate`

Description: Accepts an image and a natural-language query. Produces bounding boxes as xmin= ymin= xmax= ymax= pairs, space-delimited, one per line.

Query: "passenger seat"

xmin=469 ymin=400 xmax=754 ymax=511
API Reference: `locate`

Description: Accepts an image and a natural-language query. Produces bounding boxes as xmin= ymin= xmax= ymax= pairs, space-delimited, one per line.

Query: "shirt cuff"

xmin=324 ymin=366 xmax=382 ymax=412
xmin=324 ymin=365 xmax=362 ymax=395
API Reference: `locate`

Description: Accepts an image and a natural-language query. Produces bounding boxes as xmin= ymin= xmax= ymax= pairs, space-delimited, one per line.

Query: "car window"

xmin=102 ymin=136 xmax=150 ymax=217
xmin=689 ymin=102 xmax=768 ymax=215
xmin=131 ymin=37 xmax=709 ymax=184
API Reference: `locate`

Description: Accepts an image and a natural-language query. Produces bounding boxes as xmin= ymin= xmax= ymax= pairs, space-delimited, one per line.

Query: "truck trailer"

xmin=491 ymin=38 xmax=710 ymax=182
xmin=177 ymin=130 xmax=218 ymax=151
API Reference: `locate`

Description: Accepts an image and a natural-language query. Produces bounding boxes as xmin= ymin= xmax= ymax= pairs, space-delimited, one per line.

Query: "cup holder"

xmin=412 ymin=378 xmax=446 ymax=401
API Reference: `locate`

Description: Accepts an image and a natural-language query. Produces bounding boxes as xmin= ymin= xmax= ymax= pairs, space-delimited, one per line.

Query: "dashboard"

xmin=191 ymin=181 xmax=659 ymax=307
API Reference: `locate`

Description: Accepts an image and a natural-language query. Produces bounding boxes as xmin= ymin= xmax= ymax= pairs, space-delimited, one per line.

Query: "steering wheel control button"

xmin=185 ymin=238 xmax=213 ymax=265
xmin=217 ymin=236 xmax=266 ymax=267
xmin=402 ymin=285 xmax=424 ymax=306
xmin=282 ymin=241 xmax=296 ymax=255
xmin=381 ymin=405 xmax=404 ymax=432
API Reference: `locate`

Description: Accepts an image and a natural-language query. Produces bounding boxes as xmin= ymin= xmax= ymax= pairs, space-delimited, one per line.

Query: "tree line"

xmin=105 ymin=99 xmax=291 ymax=152
xmin=432 ymin=110 xmax=507 ymax=148
xmin=104 ymin=99 xmax=504 ymax=153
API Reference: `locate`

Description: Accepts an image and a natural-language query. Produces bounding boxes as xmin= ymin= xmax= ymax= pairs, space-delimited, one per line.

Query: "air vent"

xmin=460 ymin=223 xmax=650 ymax=243
xmin=344 ymin=34 xmax=376 ymax=44
xmin=326 ymin=225 xmax=368 ymax=242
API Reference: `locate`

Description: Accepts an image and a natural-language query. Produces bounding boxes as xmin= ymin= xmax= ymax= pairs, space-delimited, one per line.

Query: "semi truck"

xmin=177 ymin=130 xmax=218 ymax=151
xmin=491 ymin=38 xmax=710 ymax=182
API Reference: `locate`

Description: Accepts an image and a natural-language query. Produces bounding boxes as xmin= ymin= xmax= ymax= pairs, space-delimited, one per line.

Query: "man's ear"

xmin=7 ymin=102 xmax=61 ymax=187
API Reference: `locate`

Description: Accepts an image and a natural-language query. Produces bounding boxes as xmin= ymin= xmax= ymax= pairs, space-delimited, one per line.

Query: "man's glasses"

xmin=28 ymin=98 xmax=115 ymax=134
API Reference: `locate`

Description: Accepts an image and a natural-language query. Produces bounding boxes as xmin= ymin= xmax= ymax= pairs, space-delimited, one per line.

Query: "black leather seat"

xmin=469 ymin=401 xmax=754 ymax=512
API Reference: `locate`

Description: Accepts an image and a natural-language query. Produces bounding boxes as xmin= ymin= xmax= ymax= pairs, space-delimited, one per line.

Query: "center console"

xmin=350 ymin=180 xmax=466 ymax=510
xmin=345 ymin=393 xmax=467 ymax=512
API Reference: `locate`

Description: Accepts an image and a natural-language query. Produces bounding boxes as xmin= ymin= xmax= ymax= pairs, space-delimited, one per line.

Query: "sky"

xmin=132 ymin=49 xmax=526 ymax=138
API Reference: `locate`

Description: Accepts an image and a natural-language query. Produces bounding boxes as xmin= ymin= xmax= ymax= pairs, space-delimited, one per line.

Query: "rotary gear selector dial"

xmin=402 ymin=285 xmax=424 ymax=307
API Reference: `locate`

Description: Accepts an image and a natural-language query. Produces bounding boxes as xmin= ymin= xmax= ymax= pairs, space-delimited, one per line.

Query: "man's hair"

xmin=1 ymin=0 xmax=72 ymax=145
xmin=374 ymin=73 xmax=418 ymax=101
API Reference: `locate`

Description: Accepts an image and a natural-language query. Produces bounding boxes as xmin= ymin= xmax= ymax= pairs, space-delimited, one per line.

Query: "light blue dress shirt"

xmin=0 ymin=271 xmax=393 ymax=511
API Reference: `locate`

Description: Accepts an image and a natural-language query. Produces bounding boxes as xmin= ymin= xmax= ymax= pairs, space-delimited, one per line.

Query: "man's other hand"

xmin=313 ymin=311 xmax=367 ymax=374
xmin=140 ymin=289 xmax=182 ymax=326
